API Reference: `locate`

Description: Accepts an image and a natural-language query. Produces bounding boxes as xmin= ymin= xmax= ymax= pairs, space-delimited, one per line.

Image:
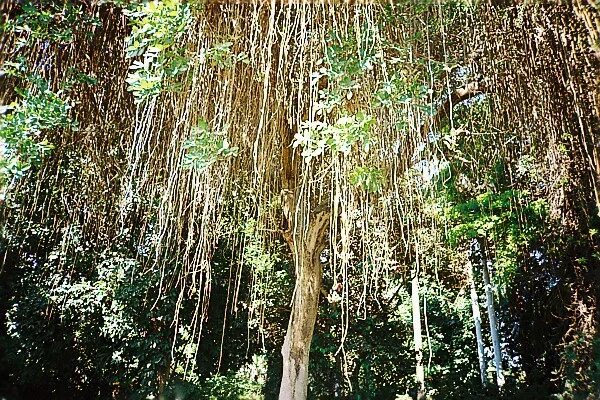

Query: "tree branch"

xmin=420 ymin=80 xmax=487 ymax=137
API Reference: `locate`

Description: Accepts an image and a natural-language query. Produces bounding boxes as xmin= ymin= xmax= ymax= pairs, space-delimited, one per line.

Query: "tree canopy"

xmin=0 ymin=1 xmax=599 ymax=399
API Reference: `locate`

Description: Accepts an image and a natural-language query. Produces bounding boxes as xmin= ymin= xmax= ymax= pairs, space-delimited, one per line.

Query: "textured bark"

xmin=573 ymin=0 xmax=600 ymax=58
xmin=468 ymin=261 xmax=487 ymax=386
xmin=278 ymin=207 xmax=329 ymax=400
xmin=278 ymin=118 xmax=329 ymax=397
xmin=482 ymin=261 xmax=505 ymax=388
xmin=277 ymin=114 xmax=332 ymax=399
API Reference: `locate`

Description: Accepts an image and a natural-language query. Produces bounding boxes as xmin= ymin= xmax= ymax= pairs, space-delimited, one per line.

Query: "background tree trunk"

xmin=482 ymin=260 xmax=505 ymax=389
xmin=412 ymin=271 xmax=426 ymax=400
xmin=468 ymin=260 xmax=487 ymax=386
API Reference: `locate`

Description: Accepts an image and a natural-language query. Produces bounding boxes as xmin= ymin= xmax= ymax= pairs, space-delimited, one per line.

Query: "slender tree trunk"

xmin=157 ymin=363 xmax=170 ymax=400
xmin=412 ymin=271 xmax=426 ymax=400
xmin=279 ymin=208 xmax=329 ymax=400
xmin=468 ymin=260 xmax=487 ymax=385
xmin=482 ymin=260 xmax=505 ymax=388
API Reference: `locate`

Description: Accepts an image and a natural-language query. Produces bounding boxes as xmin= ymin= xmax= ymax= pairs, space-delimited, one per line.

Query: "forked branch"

xmin=420 ymin=80 xmax=487 ymax=137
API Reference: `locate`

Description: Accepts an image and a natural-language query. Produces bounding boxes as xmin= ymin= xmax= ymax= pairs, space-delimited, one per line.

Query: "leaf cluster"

xmin=183 ymin=120 xmax=238 ymax=171
xmin=293 ymin=112 xmax=376 ymax=162
xmin=124 ymin=0 xmax=192 ymax=102
xmin=0 ymin=81 xmax=73 ymax=188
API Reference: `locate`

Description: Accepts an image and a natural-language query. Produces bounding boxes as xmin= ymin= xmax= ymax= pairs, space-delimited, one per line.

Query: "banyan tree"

xmin=0 ymin=0 xmax=599 ymax=399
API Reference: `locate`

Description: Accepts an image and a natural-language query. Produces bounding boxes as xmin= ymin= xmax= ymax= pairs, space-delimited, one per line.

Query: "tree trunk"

xmin=468 ymin=260 xmax=487 ymax=386
xmin=279 ymin=207 xmax=329 ymax=400
xmin=157 ymin=362 xmax=170 ymax=400
xmin=573 ymin=0 xmax=600 ymax=59
xmin=482 ymin=260 xmax=505 ymax=388
xmin=412 ymin=271 xmax=426 ymax=400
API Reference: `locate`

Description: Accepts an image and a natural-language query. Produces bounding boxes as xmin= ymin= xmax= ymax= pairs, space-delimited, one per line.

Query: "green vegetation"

xmin=293 ymin=113 xmax=376 ymax=160
xmin=183 ymin=120 xmax=239 ymax=171
xmin=0 ymin=80 xmax=73 ymax=192
xmin=125 ymin=0 xmax=193 ymax=102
